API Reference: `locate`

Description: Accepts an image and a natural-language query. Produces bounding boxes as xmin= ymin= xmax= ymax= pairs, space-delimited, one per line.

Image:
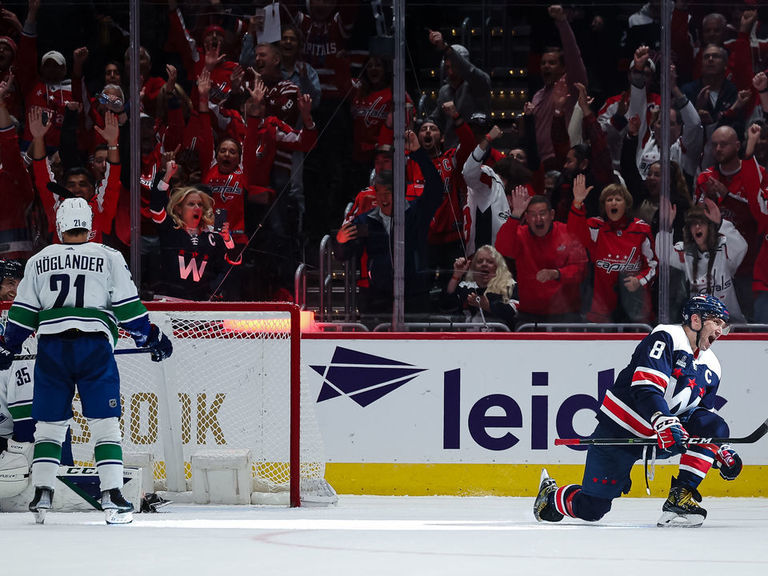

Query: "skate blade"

xmin=33 ymin=510 xmax=46 ymax=525
xmin=657 ymin=511 xmax=704 ymax=528
xmin=105 ymin=509 xmax=133 ymax=525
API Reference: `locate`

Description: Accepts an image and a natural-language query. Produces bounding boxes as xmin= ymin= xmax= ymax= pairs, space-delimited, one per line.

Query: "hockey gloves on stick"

xmin=651 ymin=412 xmax=689 ymax=455
xmin=145 ymin=324 xmax=173 ymax=362
xmin=0 ymin=338 xmax=14 ymax=370
xmin=714 ymin=444 xmax=742 ymax=481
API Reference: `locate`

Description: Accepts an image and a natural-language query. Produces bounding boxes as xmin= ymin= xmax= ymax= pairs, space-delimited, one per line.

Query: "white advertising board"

xmin=303 ymin=335 xmax=768 ymax=465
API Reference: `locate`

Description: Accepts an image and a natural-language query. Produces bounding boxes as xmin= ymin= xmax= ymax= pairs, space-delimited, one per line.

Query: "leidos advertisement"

xmin=303 ymin=337 xmax=768 ymax=465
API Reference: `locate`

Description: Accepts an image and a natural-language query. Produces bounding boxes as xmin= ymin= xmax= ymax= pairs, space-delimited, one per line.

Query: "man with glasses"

xmin=682 ymin=44 xmax=740 ymax=164
xmin=534 ymin=295 xmax=742 ymax=527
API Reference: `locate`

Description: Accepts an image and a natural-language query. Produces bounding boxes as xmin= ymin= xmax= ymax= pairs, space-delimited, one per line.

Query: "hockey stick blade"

xmin=555 ymin=417 xmax=768 ymax=446
xmin=13 ymin=348 xmax=154 ymax=361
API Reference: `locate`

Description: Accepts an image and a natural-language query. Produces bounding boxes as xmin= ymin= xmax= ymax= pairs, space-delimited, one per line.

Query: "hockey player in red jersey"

xmin=535 ymin=295 xmax=741 ymax=527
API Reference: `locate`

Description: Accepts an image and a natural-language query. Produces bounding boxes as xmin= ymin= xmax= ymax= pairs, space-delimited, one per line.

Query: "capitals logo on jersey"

xmin=599 ymin=324 xmax=722 ymax=438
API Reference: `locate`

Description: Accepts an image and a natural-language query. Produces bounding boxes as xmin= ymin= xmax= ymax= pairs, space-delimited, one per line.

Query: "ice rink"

xmin=2 ymin=495 xmax=767 ymax=575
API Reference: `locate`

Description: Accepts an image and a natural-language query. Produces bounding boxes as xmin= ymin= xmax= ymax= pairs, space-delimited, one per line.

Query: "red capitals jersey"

xmin=568 ymin=207 xmax=656 ymax=322
xmin=242 ymin=115 xmax=317 ymax=190
xmin=695 ymin=157 xmax=768 ymax=276
xmin=406 ymin=122 xmax=475 ymax=245
xmin=167 ymin=7 xmax=238 ymax=107
xmin=23 ymin=80 xmax=72 ymax=148
xmin=193 ymin=111 xmax=247 ymax=246
xmin=350 ymin=87 xmax=393 ymax=164
xmin=298 ymin=11 xmax=351 ymax=101
xmin=203 ymin=165 xmax=248 ymax=246
xmin=264 ymin=79 xmax=301 ymax=172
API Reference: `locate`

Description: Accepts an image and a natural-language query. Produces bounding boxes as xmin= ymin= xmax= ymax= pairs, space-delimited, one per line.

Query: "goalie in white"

xmin=0 ymin=259 xmax=38 ymax=500
xmin=0 ymin=199 xmax=174 ymax=524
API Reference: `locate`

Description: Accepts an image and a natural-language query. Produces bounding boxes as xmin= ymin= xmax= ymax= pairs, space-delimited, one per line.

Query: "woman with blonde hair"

xmin=568 ymin=175 xmax=657 ymax=323
xmin=149 ymin=161 xmax=241 ymax=301
xmin=444 ymin=245 xmax=518 ymax=329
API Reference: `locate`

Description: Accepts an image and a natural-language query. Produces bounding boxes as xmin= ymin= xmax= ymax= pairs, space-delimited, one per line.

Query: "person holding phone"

xmin=333 ymin=130 xmax=443 ymax=321
xmin=149 ymin=161 xmax=241 ymax=301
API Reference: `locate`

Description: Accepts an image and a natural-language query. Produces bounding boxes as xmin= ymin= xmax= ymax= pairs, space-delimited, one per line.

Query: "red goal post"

xmin=1 ymin=301 xmax=335 ymax=507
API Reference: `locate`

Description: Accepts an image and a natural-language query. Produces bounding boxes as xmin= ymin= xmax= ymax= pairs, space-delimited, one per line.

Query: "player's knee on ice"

xmin=578 ymin=493 xmax=613 ymax=522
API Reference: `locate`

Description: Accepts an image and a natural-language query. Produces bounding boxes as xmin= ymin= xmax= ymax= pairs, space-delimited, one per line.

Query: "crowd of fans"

xmin=1 ymin=1 xmax=767 ymax=331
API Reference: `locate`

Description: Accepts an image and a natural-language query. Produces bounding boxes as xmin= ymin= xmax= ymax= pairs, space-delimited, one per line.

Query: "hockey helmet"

xmin=56 ymin=197 xmax=93 ymax=242
xmin=682 ymin=295 xmax=730 ymax=333
xmin=0 ymin=259 xmax=23 ymax=281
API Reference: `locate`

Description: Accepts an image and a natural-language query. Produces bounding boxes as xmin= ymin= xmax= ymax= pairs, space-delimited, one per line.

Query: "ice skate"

xmin=534 ymin=468 xmax=563 ymax=522
xmin=101 ymin=488 xmax=134 ymax=524
xmin=657 ymin=476 xmax=707 ymax=528
xmin=29 ymin=487 xmax=54 ymax=525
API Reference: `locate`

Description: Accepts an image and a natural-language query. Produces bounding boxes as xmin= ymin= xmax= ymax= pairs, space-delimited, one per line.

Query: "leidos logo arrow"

xmin=311 ymin=347 xmax=426 ymax=407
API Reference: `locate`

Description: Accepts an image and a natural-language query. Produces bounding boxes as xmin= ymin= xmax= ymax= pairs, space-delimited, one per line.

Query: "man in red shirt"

xmin=495 ymin=188 xmax=587 ymax=327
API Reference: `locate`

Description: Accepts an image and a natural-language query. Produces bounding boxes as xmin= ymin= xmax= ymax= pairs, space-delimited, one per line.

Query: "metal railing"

xmin=515 ymin=323 xmax=653 ymax=333
xmin=294 ymin=263 xmax=307 ymax=310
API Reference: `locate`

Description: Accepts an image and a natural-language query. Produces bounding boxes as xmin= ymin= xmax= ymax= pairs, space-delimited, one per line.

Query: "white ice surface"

xmin=2 ymin=495 xmax=767 ymax=576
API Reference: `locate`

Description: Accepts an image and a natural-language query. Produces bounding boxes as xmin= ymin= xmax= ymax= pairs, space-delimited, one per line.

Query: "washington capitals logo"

xmin=311 ymin=347 xmax=426 ymax=407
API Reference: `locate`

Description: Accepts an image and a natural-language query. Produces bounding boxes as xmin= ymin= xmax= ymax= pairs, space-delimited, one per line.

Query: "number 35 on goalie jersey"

xmin=0 ymin=344 xmax=36 ymax=443
xmin=600 ymin=324 xmax=723 ymax=437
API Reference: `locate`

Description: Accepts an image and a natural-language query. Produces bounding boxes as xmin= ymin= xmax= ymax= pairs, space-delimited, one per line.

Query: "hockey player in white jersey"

xmin=0 ymin=198 xmax=173 ymax=524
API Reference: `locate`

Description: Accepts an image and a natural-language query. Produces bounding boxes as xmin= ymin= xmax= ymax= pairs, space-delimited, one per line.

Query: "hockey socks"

xmin=31 ymin=441 xmax=62 ymax=489
xmin=553 ymin=485 xmax=581 ymax=519
xmin=94 ymin=441 xmax=124 ymax=491
xmin=553 ymin=485 xmax=614 ymax=522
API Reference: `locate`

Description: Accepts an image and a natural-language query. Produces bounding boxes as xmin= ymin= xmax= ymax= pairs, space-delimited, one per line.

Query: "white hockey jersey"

xmin=656 ymin=219 xmax=748 ymax=323
xmin=5 ymin=242 xmax=149 ymax=348
xmin=0 ymin=335 xmax=37 ymax=442
xmin=461 ymin=145 xmax=511 ymax=256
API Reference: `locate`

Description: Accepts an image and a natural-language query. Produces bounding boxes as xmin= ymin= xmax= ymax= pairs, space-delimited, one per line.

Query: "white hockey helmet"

xmin=56 ymin=197 xmax=93 ymax=241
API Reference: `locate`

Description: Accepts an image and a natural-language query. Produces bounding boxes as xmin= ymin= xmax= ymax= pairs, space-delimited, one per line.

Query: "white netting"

xmin=61 ymin=305 xmax=333 ymax=505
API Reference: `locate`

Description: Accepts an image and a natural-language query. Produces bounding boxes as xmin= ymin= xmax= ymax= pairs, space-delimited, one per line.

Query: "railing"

xmin=318 ymin=235 xmax=333 ymax=322
xmin=374 ymin=321 xmax=511 ymax=332
xmin=516 ymin=323 xmax=653 ymax=333
xmin=294 ymin=263 xmax=307 ymax=310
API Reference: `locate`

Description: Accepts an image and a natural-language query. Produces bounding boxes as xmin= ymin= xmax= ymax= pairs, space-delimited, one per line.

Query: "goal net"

xmin=64 ymin=302 xmax=335 ymax=507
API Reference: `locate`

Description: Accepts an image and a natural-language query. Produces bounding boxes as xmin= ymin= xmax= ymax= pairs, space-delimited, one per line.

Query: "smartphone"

xmin=214 ymin=208 xmax=228 ymax=232
xmin=355 ymin=222 xmax=369 ymax=238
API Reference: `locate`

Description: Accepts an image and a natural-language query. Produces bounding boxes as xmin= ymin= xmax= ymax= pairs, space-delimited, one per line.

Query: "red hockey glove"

xmin=715 ymin=444 xmax=742 ymax=481
xmin=651 ymin=412 xmax=689 ymax=455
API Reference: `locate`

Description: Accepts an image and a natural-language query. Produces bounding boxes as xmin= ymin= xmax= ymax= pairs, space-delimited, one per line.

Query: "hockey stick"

xmin=13 ymin=348 xmax=154 ymax=361
xmin=555 ymin=417 xmax=768 ymax=446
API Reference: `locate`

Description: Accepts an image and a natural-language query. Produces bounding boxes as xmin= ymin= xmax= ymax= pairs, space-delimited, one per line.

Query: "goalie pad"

xmin=0 ymin=465 xmax=143 ymax=512
xmin=0 ymin=440 xmax=33 ymax=498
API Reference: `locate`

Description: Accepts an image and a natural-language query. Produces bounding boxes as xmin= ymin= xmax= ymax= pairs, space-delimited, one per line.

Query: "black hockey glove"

xmin=715 ymin=444 xmax=742 ymax=481
xmin=145 ymin=324 xmax=173 ymax=362
xmin=0 ymin=338 xmax=14 ymax=371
